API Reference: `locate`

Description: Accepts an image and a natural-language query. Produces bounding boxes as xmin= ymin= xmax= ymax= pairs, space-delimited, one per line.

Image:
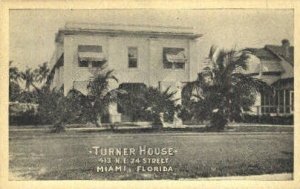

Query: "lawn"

xmin=9 ymin=130 xmax=293 ymax=180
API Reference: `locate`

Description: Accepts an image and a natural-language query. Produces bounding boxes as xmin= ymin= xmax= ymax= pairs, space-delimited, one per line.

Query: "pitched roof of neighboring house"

xmin=265 ymin=45 xmax=294 ymax=65
xmin=245 ymin=48 xmax=280 ymax=61
xmin=244 ymin=39 xmax=294 ymax=85
xmin=260 ymin=60 xmax=283 ymax=73
xmin=251 ymin=74 xmax=282 ymax=86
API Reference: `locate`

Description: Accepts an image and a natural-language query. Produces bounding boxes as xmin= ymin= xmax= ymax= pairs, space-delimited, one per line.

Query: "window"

xmin=163 ymin=47 xmax=186 ymax=69
xmin=78 ymin=45 xmax=106 ymax=68
xmin=261 ymin=89 xmax=294 ymax=115
xmin=279 ymin=90 xmax=284 ymax=113
xmin=79 ymin=60 xmax=89 ymax=67
xmin=91 ymin=61 xmax=103 ymax=68
xmin=128 ymin=47 xmax=138 ymax=68
xmin=285 ymin=90 xmax=290 ymax=113
xmin=290 ymin=91 xmax=294 ymax=112
xmin=174 ymin=63 xmax=185 ymax=69
xmin=261 ymin=92 xmax=275 ymax=114
xmin=164 ymin=62 xmax=173 ymax=69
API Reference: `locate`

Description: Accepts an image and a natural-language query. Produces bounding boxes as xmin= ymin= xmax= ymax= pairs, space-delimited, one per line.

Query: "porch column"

xmin=283 ymin=90 xmax=286 ymax=114
xmin=108 ymin=79 xmax=121 ymax=123
xmin=277 ymin=90 xmax=280 ymax=115
xmin=251 ymin=93 xmax=261 ymax=115
xmin=174 ymin=81 xmax=183 ymax=127
xmin=109 ymin=103 xmax=121 ymax=123
xmin=188 ymin=39 xmax=199 ymax=81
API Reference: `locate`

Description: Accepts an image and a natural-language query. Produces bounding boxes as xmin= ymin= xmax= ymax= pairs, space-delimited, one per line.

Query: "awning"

xmin=260 ymin=76 xmax=280 ymax=86
xmin=165 ymin=51 xmax=186 ymax=63
xmin=78 ymin=52 xmax=106 ymax=62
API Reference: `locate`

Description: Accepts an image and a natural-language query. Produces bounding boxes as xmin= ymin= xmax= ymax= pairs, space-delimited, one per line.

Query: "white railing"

xmin=254 ymin=105 xmax=293 ymax=115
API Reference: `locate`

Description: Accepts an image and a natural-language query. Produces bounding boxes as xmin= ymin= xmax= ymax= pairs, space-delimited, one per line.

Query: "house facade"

xmin=245 ymin=39 xmax=294 ymax=116
xmin=49 ymin=23 xmax=202 ymax=122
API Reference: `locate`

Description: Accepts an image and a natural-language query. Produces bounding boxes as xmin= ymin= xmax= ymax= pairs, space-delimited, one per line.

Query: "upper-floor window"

xmin=128 ymin=47 xmax=138 ymax=68
xmin=78 ymin=45 xmax=106 ymax=68
xmin=163 ymin=47 xmax=186 ymax=70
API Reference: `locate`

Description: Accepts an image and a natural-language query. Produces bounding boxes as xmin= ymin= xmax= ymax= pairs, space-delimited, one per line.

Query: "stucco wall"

xmin=62 ymin=34 xmax=199 ymax=95
xmin=63 ymin=35 xmax=108 ymax=95
xmin=51 ymin=66 xmax=64 ymax=90
xmin=107 ymin=36 xmax=151 ymax=87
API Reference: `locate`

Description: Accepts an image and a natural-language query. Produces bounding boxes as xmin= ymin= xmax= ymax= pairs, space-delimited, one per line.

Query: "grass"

xmin=9 ymin=130 xmax=293 ymax=180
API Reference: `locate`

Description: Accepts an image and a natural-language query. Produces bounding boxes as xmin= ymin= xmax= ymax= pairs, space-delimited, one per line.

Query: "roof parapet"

xmin=56 ymin=22 xmax=202 ymax=42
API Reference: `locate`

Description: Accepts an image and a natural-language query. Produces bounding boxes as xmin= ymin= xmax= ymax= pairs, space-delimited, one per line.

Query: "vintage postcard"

xmin=0 ymin=0 xmax=299 ymax=189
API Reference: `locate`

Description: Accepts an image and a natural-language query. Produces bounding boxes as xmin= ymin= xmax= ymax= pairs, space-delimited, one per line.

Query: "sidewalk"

xmin=184 ymin=173 xmax=293 ymax=181
xmin=9 ymin=123 xmax=293 ymax=132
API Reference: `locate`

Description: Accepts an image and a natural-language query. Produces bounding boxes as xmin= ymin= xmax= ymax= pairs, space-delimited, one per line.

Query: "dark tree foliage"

xmin=9 ymin=82 xmax=22 ymax=102
xmin=144 ymin=86 xmax=177 ymax=123
xmin=84 ymin=69 xmax=125 ymax=127
xmin=182 ymin=46 xmax=273 ymax=131
xmin=117 ymin=83 xmax=150 ymax=121
xmin=118 ymin=85 xmax=177 ymax=128
xmin=9 ymin=62 xmax=50 ymax=103
xmin=37 ymin=87 xmax=87 ymax=132
xmin=9 ymin=62 xmax=22 ymax=102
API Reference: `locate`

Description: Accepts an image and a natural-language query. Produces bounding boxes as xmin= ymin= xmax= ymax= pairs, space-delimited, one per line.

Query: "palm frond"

xmin=192 ymin=94 xmax=204 ymax=100
xmin=232 ymin=73 xmax=273 ymax=94
xmin=105 ymin=69 xmax=118 ymax=83
xmin=208 ymin=45 xmax=217 ymax=60
xmin=9 ymin=66 xmax=21 ymax=82
xmin=182 ymin=79 xmax=205 ymax=101
xmin=35 ymin=62 xmax=50 ymax=83
xmin=67 ymin=88 xmax=86 ymax=98
xmin=214 ymin=48 xmax=226 ymax=72
xmin=162 ymin=86 xmax=177 ymax=99
xmin=102 ymin=88 xmax=124 ymax=104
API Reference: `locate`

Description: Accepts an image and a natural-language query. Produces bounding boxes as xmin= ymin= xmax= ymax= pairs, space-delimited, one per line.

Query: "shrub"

xmin=118 ymin=86 xmax=177 ymax=125
xmin=241 ymin=114 xmax=293 ymax=125
xmin=9 ymin=109 xmax=39 ymax=126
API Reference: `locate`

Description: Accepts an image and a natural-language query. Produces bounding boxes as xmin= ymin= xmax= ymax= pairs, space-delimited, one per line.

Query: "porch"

xmin=255 ymin=89 xmax=294 ymax=116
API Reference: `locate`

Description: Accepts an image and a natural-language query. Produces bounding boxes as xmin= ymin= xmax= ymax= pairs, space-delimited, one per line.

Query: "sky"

xmin=9 ymin=9 xmax=294 ymax=70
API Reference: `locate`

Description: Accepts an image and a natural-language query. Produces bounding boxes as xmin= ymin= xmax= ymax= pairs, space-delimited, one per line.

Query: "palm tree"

xmin=9 ymin=61 xmax=21 ymax=83
xmin=144 ymin=87 xmax=177 ymax=129
xmin=9 ymin=61 xmax=22 ymax=102
xmin=184 ymin=46 xmax=272 ymax=130
xmin=87 ymin=70 xmax=124 ymax=127
xmin=20 ymin=68 xmax=39 ymax=92
xmin=20 ymin=62 xmax=50 ymax=92
xmin=37 ymin=63 xmax=123 ymax=132
xmin=34 ymin=62 xmax=50 ymax=83
xmin=117 ymin=83 xmax=148 ymax=122
xmin=117 ymin=84 xmax=178 ymax=128
xmin=65 ymin=69 xmax=125 ymax=128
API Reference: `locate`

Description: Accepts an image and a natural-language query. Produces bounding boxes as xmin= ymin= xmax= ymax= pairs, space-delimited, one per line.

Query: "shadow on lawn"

xmin=80 ymin=127 xmax=209 ymax=134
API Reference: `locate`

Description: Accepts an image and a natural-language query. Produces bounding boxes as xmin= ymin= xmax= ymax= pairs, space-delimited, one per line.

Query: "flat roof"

xmin=56 ymin=22 xmax=202 ymax=42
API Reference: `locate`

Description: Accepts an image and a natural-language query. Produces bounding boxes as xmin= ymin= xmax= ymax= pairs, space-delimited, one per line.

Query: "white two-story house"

xmin=49 ymin=23 xmax=202 ymax=122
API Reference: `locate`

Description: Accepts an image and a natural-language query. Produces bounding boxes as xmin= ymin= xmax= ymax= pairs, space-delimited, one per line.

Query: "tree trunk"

xmin=31 ymin=83 xmax=42 ymax=94
xmin=152 ymin=113 xmax=164 ymax=130
xmin=51 ymin=122 xmax=66 ymax=133
xmin=95 ymin=115 xmax=102 ymax=127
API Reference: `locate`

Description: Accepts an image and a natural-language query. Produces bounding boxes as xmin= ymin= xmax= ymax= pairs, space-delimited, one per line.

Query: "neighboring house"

xmin=9 ymin=102 xmax=38 ymax=116
xmin=245 ymin=39 xmax=294 ymax=116
xmin=48 ymin=23 xmax=202 ymax=122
